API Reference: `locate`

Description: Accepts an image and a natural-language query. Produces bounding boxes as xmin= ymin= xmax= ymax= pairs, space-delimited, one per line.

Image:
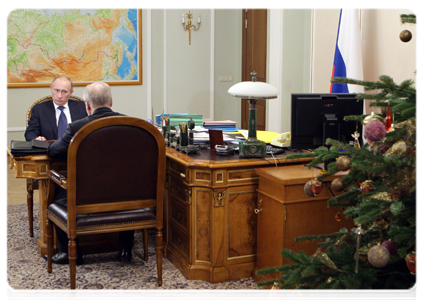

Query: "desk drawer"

xmin=168 ymin=223 xmax=189 ymax=261
xmin=168 ymin=160 xmax=188 ymax=183
xmin=169 ymin=177 xmax=190 ymax=204
xmin=168 ymin=196 xmax=189 ymax=231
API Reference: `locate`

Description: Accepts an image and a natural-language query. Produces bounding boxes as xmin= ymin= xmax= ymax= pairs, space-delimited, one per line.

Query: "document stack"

xmin=203 ymin=120 xmax=239 ymax=132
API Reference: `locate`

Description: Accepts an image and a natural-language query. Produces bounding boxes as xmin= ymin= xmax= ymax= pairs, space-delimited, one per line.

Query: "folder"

xmin=10 ymin=140 xmax=50 ymax=156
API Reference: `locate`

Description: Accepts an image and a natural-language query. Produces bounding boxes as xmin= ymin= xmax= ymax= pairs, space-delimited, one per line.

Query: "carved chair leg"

xmin=143 ymin=229 xmax=148 ymax=261
xmin=46 ymin=219 xmax=53 ymax=273
xmin=26 ymin=179 xmax=34 ymax=237
xmin=155 ymin=228 xmax=163 ymax=286
xmin=68 ymin=239 xmax=77 ymax=289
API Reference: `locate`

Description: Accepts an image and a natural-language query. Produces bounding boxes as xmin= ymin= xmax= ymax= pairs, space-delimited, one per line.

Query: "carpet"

xmin=7 ymin=203 xmax=261 ymax=290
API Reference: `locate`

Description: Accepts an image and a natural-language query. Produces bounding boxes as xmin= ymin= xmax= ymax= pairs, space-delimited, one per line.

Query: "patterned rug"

xmin=7 ymin=203 xmax=261 ymax=291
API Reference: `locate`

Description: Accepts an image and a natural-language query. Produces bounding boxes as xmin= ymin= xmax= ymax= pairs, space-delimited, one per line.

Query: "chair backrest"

xmin=26 ymin=95 xmax=84 ymax=127
xmin=65 ymin=116 xmax=166 ymax=228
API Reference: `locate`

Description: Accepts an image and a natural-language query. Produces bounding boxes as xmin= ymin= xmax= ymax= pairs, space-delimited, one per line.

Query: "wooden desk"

xmin=254 ymin=165 xmax=354 ymax=281
xmin=8 ymin=152 xmax=66 ymax=256
xmin=8 ymin=150 xmax=119 ymax=256
xmin=164 ymin=148 xmax=311 ymax=283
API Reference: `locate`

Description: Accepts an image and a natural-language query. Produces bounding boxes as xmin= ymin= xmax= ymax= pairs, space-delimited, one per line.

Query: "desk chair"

xmin=25 ymin=95 xmax=84 ymax=237
xmin=45 ymin=116 xmax=166 ymax=289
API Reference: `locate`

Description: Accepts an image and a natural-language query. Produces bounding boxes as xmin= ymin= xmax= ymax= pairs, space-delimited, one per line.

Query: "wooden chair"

xmin=45 ymin=116 xmax=166 ymax=289
xmin=25 ymin=95 xmax=84 ymax=237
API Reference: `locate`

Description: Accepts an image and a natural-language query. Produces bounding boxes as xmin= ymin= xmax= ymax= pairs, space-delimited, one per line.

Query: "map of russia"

xmin=7 ymin=9 xmax=140 ymax=86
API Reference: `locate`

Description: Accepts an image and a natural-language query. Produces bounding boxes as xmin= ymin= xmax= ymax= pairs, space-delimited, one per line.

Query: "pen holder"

xmin=180 ymin=132 xmax=188 ymax=146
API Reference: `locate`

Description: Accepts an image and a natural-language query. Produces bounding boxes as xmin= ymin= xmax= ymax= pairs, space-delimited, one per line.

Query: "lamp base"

xmin=239 ymin=139 xmax=265 ymax=158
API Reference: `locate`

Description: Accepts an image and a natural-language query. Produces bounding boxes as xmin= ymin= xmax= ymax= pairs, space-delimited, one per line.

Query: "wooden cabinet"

xmin=254 ymin=165 xmax=354 ymax=281
xmin=165 ymin=148 xmax=311 ymax=283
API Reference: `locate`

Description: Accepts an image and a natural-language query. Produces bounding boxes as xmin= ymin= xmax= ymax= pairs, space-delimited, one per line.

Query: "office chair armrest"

xmin=49 ymin=169 xmax=68 ymax=190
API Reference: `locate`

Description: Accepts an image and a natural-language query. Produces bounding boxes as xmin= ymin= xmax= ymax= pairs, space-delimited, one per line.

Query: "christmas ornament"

xmin=376 ymin=219 xmax=389 ymax=230
xmin=395 ymin=118 xmax=416 ymax=143
xmin=353 ymin=224 xmax=366 ymax=273
xmin=335 ymin=211 xmax=343 ymax=222
xmin=368 ymin=244 xmax=390 ymax=268
xmin=360 ymin=180 xmax=374 ymax=194
xmin=363 ymin=112 xmax=383 ymax=125
xmin=372 ymin=192 xmax=394 ymax=202
xmin=336 ymin=156 xmax=352 ymax=171
xmin=385 ymin=102 xmax=392 ymax=131
xmin=364 ymin=120 xmax=386 ymax=143
xmin=351 ymin=131 xmax=361 ymax=148
xmin=405 ymin=252 xmax=416 ymax=274
xmin=268 ymin=282 xmax=283 ymax=300
xmin=395 ymin=167 xmax=416 ymax=194
xmin=310 ymin=178 xmax=323 ymax=196
xmin=381 ymin=240 xmax=397 ymax=256
xmin=383 ymin=140 xmax=407 ymax=157
xmin=313 ymin=248 xmax=342 ymax=272
xmin=400 ymin=29 xmax=412 ymax=42
xmin=331 ymin=178 xmax=344 ymax=192
xmin=304 ymin=181 xmax=315 ymax=197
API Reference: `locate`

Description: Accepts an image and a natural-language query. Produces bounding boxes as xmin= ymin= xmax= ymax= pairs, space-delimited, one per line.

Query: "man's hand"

xmin=35 ymin=136 xmax=47 ymax=141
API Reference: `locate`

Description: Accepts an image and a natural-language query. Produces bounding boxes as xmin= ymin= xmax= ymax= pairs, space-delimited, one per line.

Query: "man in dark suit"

xmin=47 ymin=81 xmax=134 ymax=265
xmin=25 ymin=75 xmax=87 ymax=141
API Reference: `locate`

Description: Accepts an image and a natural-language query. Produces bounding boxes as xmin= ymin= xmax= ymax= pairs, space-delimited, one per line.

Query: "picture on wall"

xmin=7 ymin=9 xmax=142 ymax=87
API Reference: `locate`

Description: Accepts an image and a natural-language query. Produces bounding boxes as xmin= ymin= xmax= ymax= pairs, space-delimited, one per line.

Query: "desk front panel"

xmin=165 ymin=148 xmax=310 ymax=283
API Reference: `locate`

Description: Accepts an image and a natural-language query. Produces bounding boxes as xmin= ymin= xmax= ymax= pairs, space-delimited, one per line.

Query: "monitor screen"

xmin=291 ymin=93 xmax=364 ymax=150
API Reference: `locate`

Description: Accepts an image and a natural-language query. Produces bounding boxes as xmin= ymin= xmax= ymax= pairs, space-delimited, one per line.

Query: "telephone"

xmin=270 ymin=132 xmax=291 ymax=148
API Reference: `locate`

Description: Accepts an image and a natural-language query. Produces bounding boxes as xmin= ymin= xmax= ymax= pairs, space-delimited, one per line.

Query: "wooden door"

xmin=241 ymin=9 xmax=268 ymax=130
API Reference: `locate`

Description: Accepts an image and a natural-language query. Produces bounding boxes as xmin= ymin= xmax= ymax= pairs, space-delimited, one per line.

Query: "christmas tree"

xmin=256 ymin=14 xmax=416 ymax=289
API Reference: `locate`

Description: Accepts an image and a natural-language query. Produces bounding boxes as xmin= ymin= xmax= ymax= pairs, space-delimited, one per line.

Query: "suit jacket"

xmin=47 ymin=107 xmax=122 ymax=159
xmin=25 ymin=99 xmax=88 ymax=141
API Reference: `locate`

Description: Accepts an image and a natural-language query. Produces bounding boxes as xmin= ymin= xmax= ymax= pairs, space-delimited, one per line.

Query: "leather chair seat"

xmin=48 ymin=203 xmax=156 ymax=229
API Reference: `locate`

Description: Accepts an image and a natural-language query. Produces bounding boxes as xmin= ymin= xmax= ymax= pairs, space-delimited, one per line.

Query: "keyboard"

xmin=266 ymin=145 xmax=285 ymax=155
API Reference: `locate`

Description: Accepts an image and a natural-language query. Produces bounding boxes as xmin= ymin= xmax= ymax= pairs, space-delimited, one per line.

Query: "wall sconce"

xmin=182 ymin=11 xmax=201 ymax=45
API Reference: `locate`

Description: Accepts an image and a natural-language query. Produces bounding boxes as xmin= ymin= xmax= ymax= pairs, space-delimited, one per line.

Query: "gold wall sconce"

xmin=182 ymin=11 xmax=201 ymax=45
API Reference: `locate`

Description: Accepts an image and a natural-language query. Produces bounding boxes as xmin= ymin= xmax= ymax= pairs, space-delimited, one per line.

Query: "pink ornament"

xmin=382 ymin=240 xmax=397 ymax=256
xmin=364 ymin=120 xmax=386 ymax=143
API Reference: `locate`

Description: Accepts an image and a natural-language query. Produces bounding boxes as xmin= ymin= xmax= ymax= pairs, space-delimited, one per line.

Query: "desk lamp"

xmin=228 ymin=72 xmax=278 ymax=158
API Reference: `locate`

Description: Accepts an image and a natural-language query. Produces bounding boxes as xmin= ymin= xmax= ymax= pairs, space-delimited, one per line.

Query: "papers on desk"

xmin=238 ymin=130 xmax=280 ymax=144
xmin=193 ymin=132 xmax=238 ymax=144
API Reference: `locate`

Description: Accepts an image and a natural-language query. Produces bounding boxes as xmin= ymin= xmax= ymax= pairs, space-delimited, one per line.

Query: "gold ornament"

xmin=331 ymin=178 xmax=345 ymax=192
xmin=313 ymin=249 xmax=343 ymax=272
xmin=400 ymin=29 xmax=412 ymax=42
xmin=395 ymin=118 xmax=416 ymax=142
xmin=363 ymin=112 xmax=383 ymax=126
xmin=336 ymin=156 xmax=352 ymax=171
xmin=371 ymin=192 xmax=394 ymax=202
xmin=396 ymin=167 xmax=416 ymax=194
xmin=383 ymin=141 xmax=407 ymax=157
xmin=376 ymin=219 xmax=389 ymax=230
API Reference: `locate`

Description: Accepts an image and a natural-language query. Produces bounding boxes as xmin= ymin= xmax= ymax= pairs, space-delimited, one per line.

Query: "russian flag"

xmin=330 ymin=9 xmax=364 ymax=93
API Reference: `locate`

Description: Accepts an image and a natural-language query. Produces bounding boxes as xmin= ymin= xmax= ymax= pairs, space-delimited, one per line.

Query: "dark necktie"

xmin=57 ymin=106 xmax=67 ymax=139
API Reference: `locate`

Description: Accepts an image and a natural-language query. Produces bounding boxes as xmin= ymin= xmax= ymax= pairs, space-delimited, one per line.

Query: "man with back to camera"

xmin=46 ymin=81 xmax=135 ymax=265
xmin=25 ymin=75 xmax=87 ymax=141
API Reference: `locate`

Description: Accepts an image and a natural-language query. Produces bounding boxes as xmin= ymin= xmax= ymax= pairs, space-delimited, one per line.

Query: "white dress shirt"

xmin=53 ymin=102 xmax=72 ymax=126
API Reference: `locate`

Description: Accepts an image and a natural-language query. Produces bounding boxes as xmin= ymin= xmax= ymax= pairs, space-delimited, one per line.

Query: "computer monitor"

xmin=290 ymin=93 xmax=364 ymax=150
